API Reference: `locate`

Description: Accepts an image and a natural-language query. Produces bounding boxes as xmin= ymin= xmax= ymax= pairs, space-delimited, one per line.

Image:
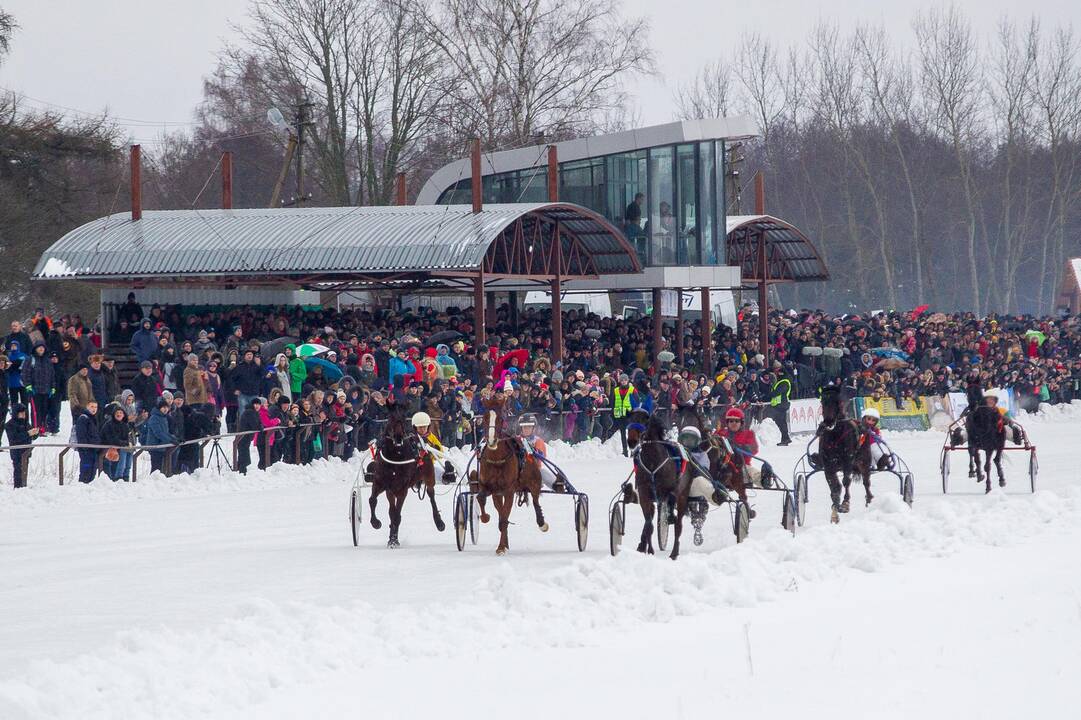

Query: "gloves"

xmin=50 ymin=388 xmax=56 ymax=397
xmin=25 ymin=385 xmax=33 ymax=394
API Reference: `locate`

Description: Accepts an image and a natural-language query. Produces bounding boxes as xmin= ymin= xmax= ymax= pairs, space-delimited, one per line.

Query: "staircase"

xmin=105 ymin=343 xmax=140 ymax=388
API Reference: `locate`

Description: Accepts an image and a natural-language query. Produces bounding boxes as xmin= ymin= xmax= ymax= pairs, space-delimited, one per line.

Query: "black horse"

xmin=368 ymin=407 xmax=445 ymax=547
xmin=965 ymin=405 xmax=1007 ymax=493
xmin=814 ymin=387 xmax=867 ymax=523
xmin=625 ymin=409 xmax=690 ymax=558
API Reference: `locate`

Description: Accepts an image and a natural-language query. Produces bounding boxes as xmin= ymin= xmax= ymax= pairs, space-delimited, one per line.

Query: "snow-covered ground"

xmin=1 ymin=405 xmax=1079 ymax=719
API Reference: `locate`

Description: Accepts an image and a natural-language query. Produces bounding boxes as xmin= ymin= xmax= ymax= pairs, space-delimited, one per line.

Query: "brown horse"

xmin=626 ymin=408 xmax=687 ymax=558
xmin=368 ymin=408 xmax=446 ymax=547
xmin=469 ymin=394 xmax=547 ymax=555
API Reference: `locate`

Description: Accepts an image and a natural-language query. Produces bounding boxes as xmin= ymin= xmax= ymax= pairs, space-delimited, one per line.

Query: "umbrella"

xmin=841 ymin=318 xmax=872 ymax=331
xmin=426 ymin=330 xmax=463 ymax=346
xmin=303 ymin=356 xmax=343 ymax=382
xmin=871 ymin=347 xmax=911 ymax=362
xmin=494 ymin=348 xmax=529 ymax=377
xmin=297 ymin=343 xmax=330 ymax=357
xmin=259 ymin=336 xmax=299 ymax=361
xmin=1024 ymin=329 xmax=1047 ymax=346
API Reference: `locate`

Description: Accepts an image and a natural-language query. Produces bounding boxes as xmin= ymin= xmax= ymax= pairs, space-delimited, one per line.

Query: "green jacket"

xmin=286 ymin=345 xmax=307 ymax=393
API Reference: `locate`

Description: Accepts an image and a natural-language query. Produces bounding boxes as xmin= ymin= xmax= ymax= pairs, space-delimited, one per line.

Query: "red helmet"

xmin=725 ymin=407 xmax=745 ymax=421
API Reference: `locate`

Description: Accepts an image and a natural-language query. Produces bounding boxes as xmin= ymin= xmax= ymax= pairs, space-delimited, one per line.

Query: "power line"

xmin=0 ymin=86 xmax=199 ymax=127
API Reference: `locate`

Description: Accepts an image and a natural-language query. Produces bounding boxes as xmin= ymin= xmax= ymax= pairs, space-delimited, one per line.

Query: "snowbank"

xmin=2 ymin=485 xmax=1076 ymax=720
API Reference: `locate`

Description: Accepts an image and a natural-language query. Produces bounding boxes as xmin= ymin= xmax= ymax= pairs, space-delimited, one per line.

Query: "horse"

xmin=368 ymin=407 xmax=446 ymax=547
xmin=814 ymin=387 xmax=869 ymax=523
xmin=626 ymin=408 xmax=688 ymax=558
xmin=965 ymin=405 xmax=1006 ymax=492
xmin=469 ymin=394 xmax=547 ymax=555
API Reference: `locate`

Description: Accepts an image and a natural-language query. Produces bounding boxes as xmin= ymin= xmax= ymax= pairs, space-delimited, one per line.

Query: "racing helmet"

xmin=518 ymin=414 xmax=537 ymax=429
xmin=724 ymin=407 xmax=745 ymax=422
xmin=411 ymin=411 xmax=432 ymax=428
xmin=678 ymin=425 xmax=702 ymax=449
xmin=984 ymin=388 xmax=1002 ymax=403
xmin=861 ymin=407 xmax=880 ymax=421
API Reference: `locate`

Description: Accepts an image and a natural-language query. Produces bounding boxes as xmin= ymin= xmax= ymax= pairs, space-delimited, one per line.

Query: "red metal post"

xmin=471 ymin=138 xmax=482 ymax=214
xmin=547 ymin=145 xmax=558 ymax=203
xmin=701 ymin=287 xmax=712 ymax=376
xmin=130 ymin=145 xmax=142 ymax=221
xmin=473 ymin=273 xmax=486 ymax=355
xmin=755 ymin=173 xmax=769 ymax=365
xmin=395 ymin=172 xmax=407 ymax=206
xmin=652 ymin=287 xmax=663 ymax=375
xmin=221 ymin=151 xmax=233 ymax=209
xmin=551 ymin=219 xmax=562 ymax=366
xmin=675 ymin=289 xmax=685 ymax=366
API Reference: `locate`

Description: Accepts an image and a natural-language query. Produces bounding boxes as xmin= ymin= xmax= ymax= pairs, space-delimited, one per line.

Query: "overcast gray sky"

xmin=1 ymin=0 xmax=1078 ymax=147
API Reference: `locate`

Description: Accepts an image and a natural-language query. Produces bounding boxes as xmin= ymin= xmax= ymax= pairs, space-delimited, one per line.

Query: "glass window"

xmin=606 ymin=150 xmax=648 ymax=267
xmin=698 ymin=142 xmax=717 ymax=264
xmin=516 ymin=166 xmax=549 ymax=203
xmin=716 ymin=140 xmax=727 ymax=264
xmin=649 ymin=146 xmax=675 ymax=266
xmin=560 ymin=158 xmax=605 ymax=214
xmin=675 ymin=144 xmax=698 ymax=265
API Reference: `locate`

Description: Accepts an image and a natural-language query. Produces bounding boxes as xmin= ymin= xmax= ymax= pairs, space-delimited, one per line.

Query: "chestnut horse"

xmin=368 ymin=408 xmax=446 ymax=547
xmin=469 ymin=394 xmax=547 ymax=555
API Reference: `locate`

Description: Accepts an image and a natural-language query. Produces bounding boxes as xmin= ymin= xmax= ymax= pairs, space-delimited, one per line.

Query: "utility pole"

xmin=293 ymin=98 xmax=315 ymax=206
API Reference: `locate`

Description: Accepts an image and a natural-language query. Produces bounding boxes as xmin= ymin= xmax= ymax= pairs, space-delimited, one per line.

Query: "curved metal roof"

xmin=33 ymin=203 xmax=640 ymax=283
xmin=725 ymin=214 xmax=829 ymax=283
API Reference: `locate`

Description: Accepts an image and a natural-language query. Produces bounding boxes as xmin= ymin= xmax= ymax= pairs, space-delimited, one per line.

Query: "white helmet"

xmin=411 ymin=411 xmax=431 ymax=428
xmin=678 ymin=426 xmax=702 ymax=448
xmin=984 ymin=388 xmax=1002 ymax=402
xmin=861 ymin=407 xmax=880 ymax=420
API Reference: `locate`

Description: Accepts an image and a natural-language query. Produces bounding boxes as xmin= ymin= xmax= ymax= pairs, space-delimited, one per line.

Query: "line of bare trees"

xmin=678 ymin=6 xmax=1081 ymax=314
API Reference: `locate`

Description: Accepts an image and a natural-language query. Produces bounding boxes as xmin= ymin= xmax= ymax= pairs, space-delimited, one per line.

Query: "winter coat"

xmin=67 ymin=372 xmax=93 ymax=411
xmin=238 ymin=407 xmax=262 ymax=446
xmin=87 ymin=368 xmax=108 ymax=407
xmin=6 ymin=341 xmax=25 ymax=388
xmin=144 ymin=407 xmax=176 ymax=447
xmin=131 ymin=372 xmax=162 ymax=411
xmin=388 ymin=356 xmax=412 ymax=386
xmin=183 ymin=365 xmax=209 ymax=405
xmin=285 ymin=346 xmax=307 ymax=394
xmin=26 ymin=349 xmax=55 ymax=394
xmin=101 ymin=416 xmax=132 ymax=448
xmin=435 ymin=345 xmax=458 ymax=377
xmin=75 ymin=410 xmax=102 ymax=446
xmin=5 ymin=414 xmax=33 ymax=446
xmin=129 ymin=326 xmax=158 ymax=362
xmin=231 ymin=360 xmax=263 ymax=397
xmin=258 ymin=405 xmax=281 ymax=446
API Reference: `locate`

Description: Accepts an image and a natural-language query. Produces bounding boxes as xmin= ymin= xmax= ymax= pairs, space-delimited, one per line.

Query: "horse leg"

xmin=840 ymin=469 xmax=852 ymax=513
xmin=387 ymin=490 xmax=404 ymax=548
xmin=995 ymin=448 xmax=1006 ymax=488
xmin=426 ymin=473 xmax=445 ymax=532
xmin=825 ymin=469 xmax=841 ymax=523
xmin=477 ymin=491 xmax=490 ymax=524
xmin=529 ymin=483 xmax=548 ymax=532
xmin=984 ymin=452 xmax=993 ymax=493
xmin=862 ymin=464 xmax=874 ymax=506
xmin=669 ymin=487 xmax=689 ymax=561
xmin=368 ymin=482 xmax=383 ymax=529
xmin=638 ymin=488 xmax=655 ymax=554
xmin=494 ymin=493 xmax=512 ymax=556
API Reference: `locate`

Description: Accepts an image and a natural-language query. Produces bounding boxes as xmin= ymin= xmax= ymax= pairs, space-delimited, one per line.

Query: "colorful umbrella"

xmin=303 ymin=356 xmax=343 ymax=382
xmin=297 ymin=343 xmax=330 ymax=357
xmin=1024 ymin=330 xmax=1047 ymax=346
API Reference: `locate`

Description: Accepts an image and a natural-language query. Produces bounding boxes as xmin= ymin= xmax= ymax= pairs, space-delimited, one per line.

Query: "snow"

xmin=37 ymin=257 xmax=78 ymax=278
xmin=1 ymin=406 xmax=1080 ymax=718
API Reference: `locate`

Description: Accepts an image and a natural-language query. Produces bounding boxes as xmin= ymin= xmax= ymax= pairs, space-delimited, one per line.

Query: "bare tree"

xmin=674 ymin=59 xmax=734 ymax=120
xmin=0 ymin=7 xmax=15 ymax=62
xmin=914 ymin=5 xmax=985 ymax=311
xmin=427 ymin=0 xmax=655 ymax=148
xmin=735 ymin=33 xmax=785 ymax=143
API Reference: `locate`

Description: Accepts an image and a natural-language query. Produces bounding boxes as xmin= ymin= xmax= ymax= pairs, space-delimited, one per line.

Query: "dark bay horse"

xmin=814 ymin=387 xmax=869 ymax=523
xmin=470 ymin=394 xmax=546 ymax=555
xmin=966 ymin=405 xmax=1006 ymax=493
xmin=368 ymin=408 xmax=445 ymax=547
xmin=626 ymin=408 xmax=687 ymax=558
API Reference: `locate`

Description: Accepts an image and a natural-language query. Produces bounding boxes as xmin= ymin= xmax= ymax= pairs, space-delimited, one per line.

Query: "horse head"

xmin=626 ymin=408 xmax=651 ymax=450
xmin=820 ymin=386 xmax=846 ymax=430
xmin=483 ymin=394 xmax=507 ymax=449
xmin=383 ymin=408 xmax=414 ymax=457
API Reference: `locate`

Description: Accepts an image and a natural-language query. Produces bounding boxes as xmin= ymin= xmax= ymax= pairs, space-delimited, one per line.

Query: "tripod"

xmin=205 ymin=437 xmax=233 ymax=474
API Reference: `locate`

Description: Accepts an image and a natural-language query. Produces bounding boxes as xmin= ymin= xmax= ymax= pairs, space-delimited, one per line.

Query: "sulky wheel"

xmin=782 ymin=490 xmax=797 ymax=535
xmin=656 ymin=498 xmax=671 ymax=551
xmin=734 ymin=501 xmax=751 ymax=544
xmin=469 ymin=495 xmax=480 ymax=545
xmin=575 ymin=496 xmax=589 ymax=552
xmin=350 ymin=488 xmax=362 ymax=547
xmin=1028 ymin=450 xmax=1038 ymax=493
xmin=902 ymin=473 xmax=914 ymax=506
xmin=454 ymin=494 xmax=468 ymax=551
xmin=609 ymin=503 xmax=624 ymax=557
xmin=940 ymin=447 xmax=950 ymax=494
xmin=794 ymin=473 xmax=808 ymax=527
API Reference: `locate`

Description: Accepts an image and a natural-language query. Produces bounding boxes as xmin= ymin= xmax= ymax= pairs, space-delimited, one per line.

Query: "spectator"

xmin=144 ymin=398 xmax=177 ymax=475
xmin=5 ymin=403 xmax=36 ymax=488
xmin=66 ymin=364 xmax=93 ymax=424
xmin=236 ymin=397 xmax=263 ymax=474
xmin=101 ymin=403 xmax=133 ymax=481
xmin=129 ymin=319 xmax=158 ymax=362
xmin=74 ymin=400 xmax=102 ymax=483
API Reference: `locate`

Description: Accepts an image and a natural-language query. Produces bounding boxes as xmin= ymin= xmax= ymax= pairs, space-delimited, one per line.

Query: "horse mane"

xmin=644 ymin=412 xmax=668 ymax=441
xmin=482 ymin=394 xmax=505 ymax=411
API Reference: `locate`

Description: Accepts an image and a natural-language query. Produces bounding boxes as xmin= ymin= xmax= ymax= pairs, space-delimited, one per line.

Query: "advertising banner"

xmin=788 ymin=398 xmax=823 ymax=435
xmin=855 ymin=396 xmax=931 ymax=432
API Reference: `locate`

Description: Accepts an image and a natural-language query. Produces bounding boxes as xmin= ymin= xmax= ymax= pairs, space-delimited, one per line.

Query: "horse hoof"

xmin=839 ymin=501 xmax=850 ymax=513
xmin=480 ymin=513 xmax=490 ymax=524
xmin=831 ymin=507 xmax=840 ymax=524
xmin=435 ymin=519 xmax=446 ymax=532
xmin=387 ymin=539 xmax=400 ymax=548
xmin=370 ymin=518 xmax=382 ymax=529
xmin=865 ymin=494 xmax=874 ymax=506
xmin=539 ymin=523 xmax=549 ymax=533
xmin=748 ymin=508 xmax=757 ymax=519
xmin=999 ymin=479 xmax=1006 ymax=488
xmin=496 ymin=547 xmax=507 ymax=556
xmin=968 ymin=471 xmax=976 ymax=478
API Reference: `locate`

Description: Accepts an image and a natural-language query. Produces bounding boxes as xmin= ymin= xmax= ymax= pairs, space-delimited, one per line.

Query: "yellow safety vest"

xmin=613 ymin=387 xmax=635 ymax=418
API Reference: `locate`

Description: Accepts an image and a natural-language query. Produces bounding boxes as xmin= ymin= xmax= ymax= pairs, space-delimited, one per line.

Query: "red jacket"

xmin=717 ymin=427 xmax=758 ymax=465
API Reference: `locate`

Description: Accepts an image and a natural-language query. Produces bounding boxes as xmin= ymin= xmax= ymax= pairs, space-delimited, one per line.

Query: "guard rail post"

xmin=58 ymin=447 xmax=68 ymax=486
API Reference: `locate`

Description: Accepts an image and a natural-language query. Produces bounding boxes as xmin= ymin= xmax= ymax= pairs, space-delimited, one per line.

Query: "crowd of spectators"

xmin=3 ymin=291 xmax=1080 ymax=486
